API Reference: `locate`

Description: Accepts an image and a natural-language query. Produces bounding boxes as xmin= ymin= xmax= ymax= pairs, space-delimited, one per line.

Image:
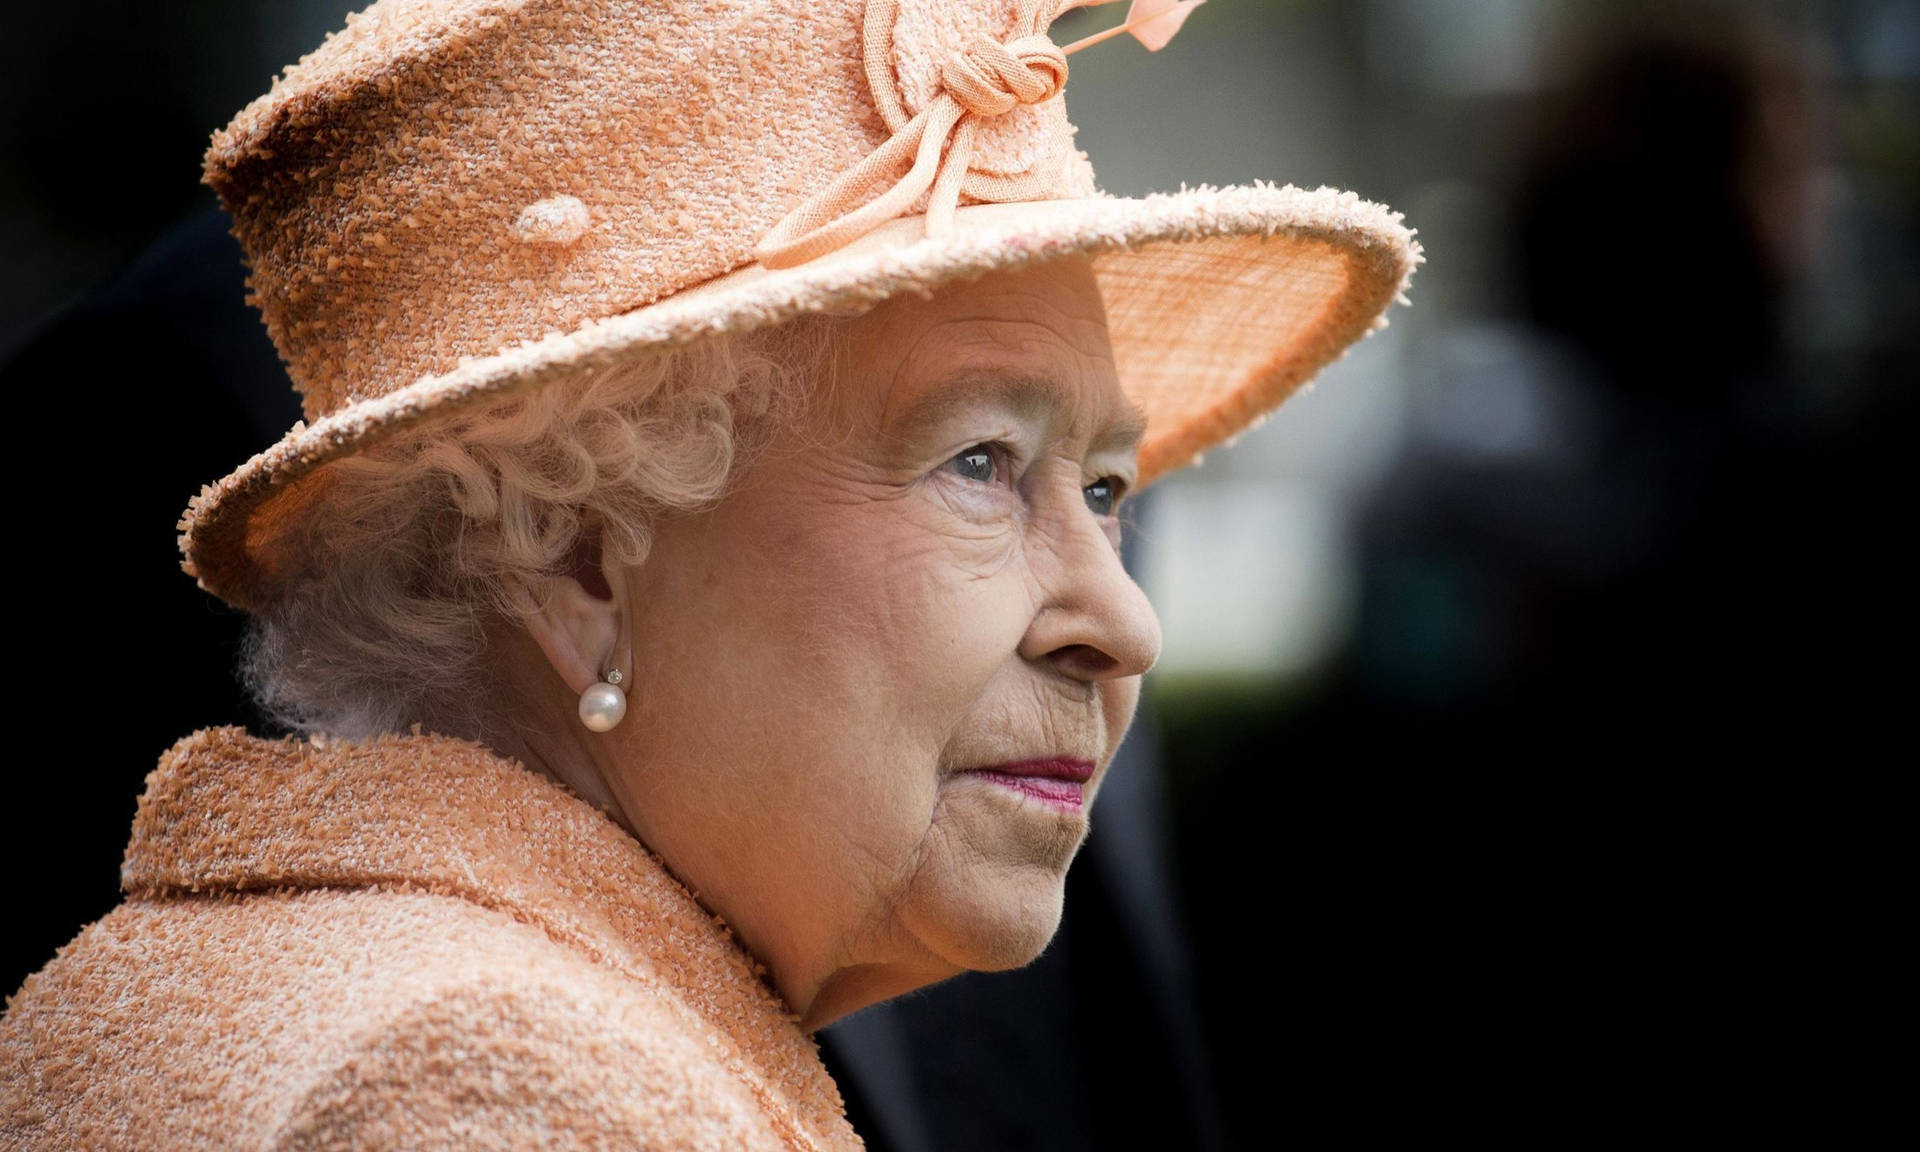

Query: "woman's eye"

xmin=1085 ymin=477 xmax=1125 ymax=517
xmin=941 ymin=445 xmax=1127 ymax=516
xmin=945 ymin=443 xmax=1002 ymax=486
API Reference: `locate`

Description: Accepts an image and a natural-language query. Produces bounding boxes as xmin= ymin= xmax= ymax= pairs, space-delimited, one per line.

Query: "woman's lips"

xmin=962 ymin=758 xmax=1095 ymax=811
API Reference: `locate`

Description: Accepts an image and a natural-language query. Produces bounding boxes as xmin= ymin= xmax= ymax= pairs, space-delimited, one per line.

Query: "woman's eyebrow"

xmin=1105 ymin=399 xmax=1151 ymax=454
xmin=888 ymin=371 xmax=1148 ymax=452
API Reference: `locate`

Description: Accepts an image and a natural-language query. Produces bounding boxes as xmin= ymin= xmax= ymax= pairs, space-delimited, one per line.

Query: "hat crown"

xmin=206 ymin=0 xmax=1099 ymax=423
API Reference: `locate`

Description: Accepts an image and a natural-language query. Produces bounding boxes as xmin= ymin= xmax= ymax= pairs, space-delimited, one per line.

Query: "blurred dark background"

xmin=5 ymin=0 xmax=1913 ymax=1146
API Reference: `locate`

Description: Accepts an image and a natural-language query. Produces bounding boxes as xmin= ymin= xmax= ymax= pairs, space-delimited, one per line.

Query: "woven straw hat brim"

xmin=179 ymin=181 xmax=1420 ymax=614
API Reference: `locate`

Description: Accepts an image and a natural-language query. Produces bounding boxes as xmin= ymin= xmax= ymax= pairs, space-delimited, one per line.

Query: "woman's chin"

xmin=891 ymin=773 xmax=1095 ymax=969
xmin=904 ymin=872 xmax=1071 ymax=973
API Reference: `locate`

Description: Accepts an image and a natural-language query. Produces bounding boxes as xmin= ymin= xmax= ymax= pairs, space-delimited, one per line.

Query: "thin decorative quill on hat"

xmin=1058 ymin=0 xmax=1208 ymax=53
xmin=753 ymin=0 xmax=1207 ymax=269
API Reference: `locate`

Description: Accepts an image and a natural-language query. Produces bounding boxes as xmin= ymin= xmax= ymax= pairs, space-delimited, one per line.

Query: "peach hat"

xmin=178 ymin=0 xmax=1422 ymax=613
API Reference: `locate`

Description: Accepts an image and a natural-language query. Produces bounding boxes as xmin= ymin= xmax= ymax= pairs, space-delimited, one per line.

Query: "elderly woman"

xmin=1 ymin=0 xmax=1417 ymax=1146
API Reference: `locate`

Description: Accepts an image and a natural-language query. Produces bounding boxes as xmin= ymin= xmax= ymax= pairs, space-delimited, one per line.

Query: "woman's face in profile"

xmin=609 ymin=254 xmax=1161 ymax=1028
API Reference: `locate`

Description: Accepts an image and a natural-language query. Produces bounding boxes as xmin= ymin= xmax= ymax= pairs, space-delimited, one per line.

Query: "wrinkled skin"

xmin=497 ymin=254 xmax=1162 ymax=1032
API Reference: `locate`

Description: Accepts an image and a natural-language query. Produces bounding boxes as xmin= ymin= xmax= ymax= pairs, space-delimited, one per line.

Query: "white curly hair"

xmin=239 ymin=314 xmax=847 ymax=742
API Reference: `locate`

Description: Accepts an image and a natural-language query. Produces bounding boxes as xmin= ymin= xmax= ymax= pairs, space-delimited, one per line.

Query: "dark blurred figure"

xmin=1515 ymin=7 xmax=1813 ymax=408
xmin=1166 ymin=4 xmax=1913 ymax=1142
xmin=1486 ymin=6 xmax=1912 ymax=759
xmin=1355 ymin=6 xmax=1896 ymax=747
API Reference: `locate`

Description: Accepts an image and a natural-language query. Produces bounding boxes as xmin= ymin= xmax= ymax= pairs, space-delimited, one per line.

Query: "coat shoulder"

xmin=3 ymin=885 xmax=778 ymax=1149
xmin=273 ymin=962 xmax=781 ymax=1149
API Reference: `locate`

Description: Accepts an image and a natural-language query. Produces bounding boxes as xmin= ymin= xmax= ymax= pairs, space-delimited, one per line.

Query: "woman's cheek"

xmin=923 ymin=460 xmax=1019 ymax=521
xmin=911 ymin=480 xmax=1024 ymax=581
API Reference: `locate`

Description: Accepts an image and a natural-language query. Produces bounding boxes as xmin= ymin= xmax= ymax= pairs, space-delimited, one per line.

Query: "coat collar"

xmin=122 ymin=725 xmax=860 ymax=1152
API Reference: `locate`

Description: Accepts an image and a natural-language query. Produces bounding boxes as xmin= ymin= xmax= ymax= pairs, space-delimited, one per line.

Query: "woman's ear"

xmin=520 ymin=525 xmax=627 ymax=697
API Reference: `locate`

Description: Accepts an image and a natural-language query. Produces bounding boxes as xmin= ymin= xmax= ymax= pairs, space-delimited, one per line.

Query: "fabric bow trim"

xmin=754 ymin=0 xmax=1206 ymax=269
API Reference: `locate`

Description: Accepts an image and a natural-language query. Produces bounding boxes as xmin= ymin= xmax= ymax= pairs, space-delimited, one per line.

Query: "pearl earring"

xmin=579 ymin=667 xmax=627 ymax=733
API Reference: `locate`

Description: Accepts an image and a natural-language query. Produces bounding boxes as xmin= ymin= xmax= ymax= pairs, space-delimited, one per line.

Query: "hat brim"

xmin=180 ymin=180 xmax=1421 ymax=613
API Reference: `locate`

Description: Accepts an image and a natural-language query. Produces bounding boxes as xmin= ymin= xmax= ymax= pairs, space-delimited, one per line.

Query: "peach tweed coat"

xmin=0 ymin=726 xmax=866 ymax=1150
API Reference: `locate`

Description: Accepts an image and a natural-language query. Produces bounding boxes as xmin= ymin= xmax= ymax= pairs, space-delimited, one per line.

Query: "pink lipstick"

xmin=963 ymin=758 xmax=1094 ymax=811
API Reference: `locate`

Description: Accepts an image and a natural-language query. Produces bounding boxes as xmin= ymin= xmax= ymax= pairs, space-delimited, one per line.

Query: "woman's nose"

xmin=1018 ymin=498 xmax=1163 ymax=683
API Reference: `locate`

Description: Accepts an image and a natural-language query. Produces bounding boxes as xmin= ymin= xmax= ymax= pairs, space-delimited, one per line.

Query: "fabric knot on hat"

xmin=941 ymin=33 xmax=1068 ymax=117
xmin=754 ymin=0 xmax=1202 ymax=270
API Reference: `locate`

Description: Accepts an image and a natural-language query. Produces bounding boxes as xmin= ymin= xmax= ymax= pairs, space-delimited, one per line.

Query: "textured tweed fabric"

xmin=1 ymin=727 xmax=862 ymax=1150
xmin=174 ymin=0 xmax=1422 ymax=613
